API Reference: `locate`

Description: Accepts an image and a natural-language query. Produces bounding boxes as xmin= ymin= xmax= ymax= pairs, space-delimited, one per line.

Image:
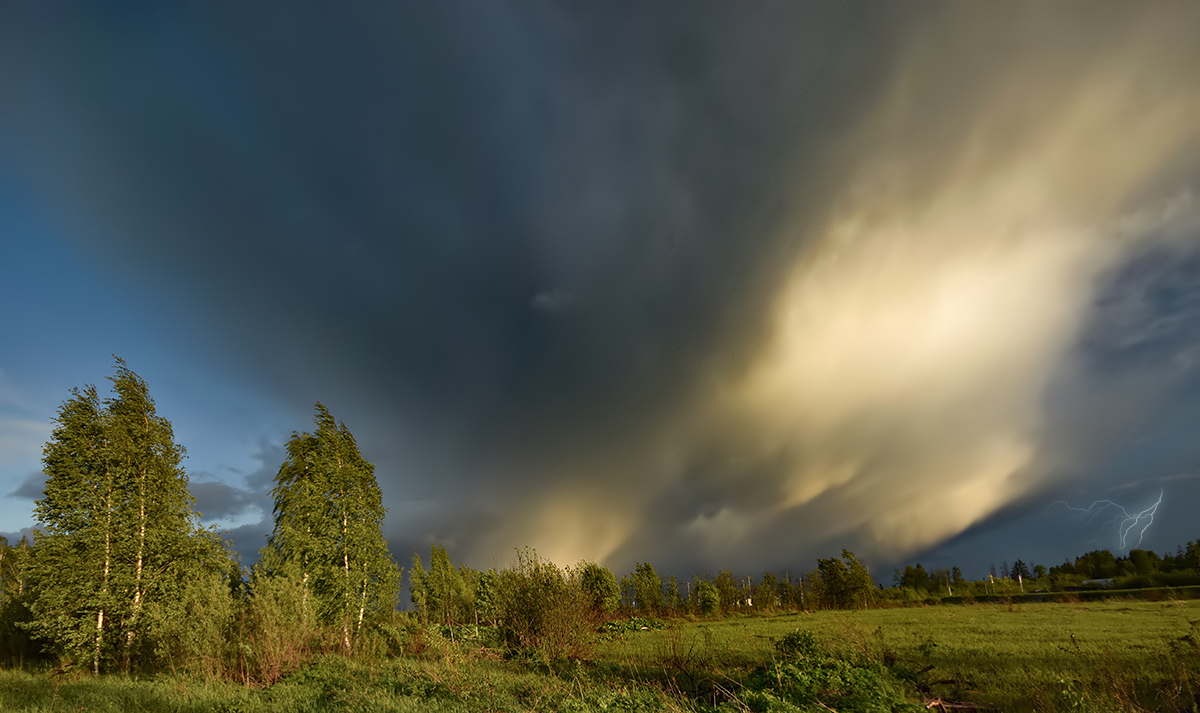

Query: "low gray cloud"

xmin=189 ymin=480 xmax=262 ymax=522
xmin=7 ymin=472 xmax=45 ymax=500
xmin=188 ymin=439 xmax=282 ymax=563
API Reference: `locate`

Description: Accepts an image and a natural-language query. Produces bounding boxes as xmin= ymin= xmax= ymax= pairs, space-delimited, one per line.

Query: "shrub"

xmin=494 ymin=548 xmax=593 ymax=664
xmin=695 ymin=581 xmax=721 ymax=616
xmin=749 ymin=629 xmax=922 ymax=712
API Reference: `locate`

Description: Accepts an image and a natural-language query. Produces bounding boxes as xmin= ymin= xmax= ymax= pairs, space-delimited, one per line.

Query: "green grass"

xmin=1 ymin=600 xmax=1197 ymax=712
xmin=0 ymin=657 xmax=682 ymax=713
xmin=598 ymin=599 xmax=1200 ymax=711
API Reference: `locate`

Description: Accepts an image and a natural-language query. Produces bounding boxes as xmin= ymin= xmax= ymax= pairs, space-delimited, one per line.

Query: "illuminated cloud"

xmin=461 ymin=7 xmax=1200 ymax=571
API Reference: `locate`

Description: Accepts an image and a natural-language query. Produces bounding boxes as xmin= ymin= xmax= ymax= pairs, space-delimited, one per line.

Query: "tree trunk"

xmin=126 ymin=446 xmax=148 ymax=670
xmin=342 ymin=509 xmax=351 ymax=654
xmin=95 ymin=462 xmax=113 ymax=676
xmin=357 ymin=571 xmax=367 ymax=632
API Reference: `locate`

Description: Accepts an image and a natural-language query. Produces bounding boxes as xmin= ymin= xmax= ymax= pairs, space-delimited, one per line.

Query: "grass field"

xmin=597 ymin=600 xmax=1200 ymax=711
xmin=0 ymin=600 xmax=1196 ymax=712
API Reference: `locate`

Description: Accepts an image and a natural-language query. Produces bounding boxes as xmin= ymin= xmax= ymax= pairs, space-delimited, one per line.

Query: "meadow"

xmin=0 ymin=599 xmax=1196 ymax=712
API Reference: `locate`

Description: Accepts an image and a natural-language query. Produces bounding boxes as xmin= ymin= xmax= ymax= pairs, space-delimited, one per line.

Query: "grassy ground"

xmin=0 ymin=600 xmax=1196 ymax=712
xmin=598 ymin=599 xmax=1200 ymax=711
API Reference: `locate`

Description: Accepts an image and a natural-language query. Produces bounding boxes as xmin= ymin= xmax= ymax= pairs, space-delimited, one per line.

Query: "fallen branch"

xmin=924 ymin=697 xmax=998 ymax=710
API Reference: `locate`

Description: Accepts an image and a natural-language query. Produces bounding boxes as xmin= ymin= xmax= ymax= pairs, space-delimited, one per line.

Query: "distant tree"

xmin=899 ymin=564 xmax=931 ymax=592
xmin=841 ymin=550 xmax=877 ymax=607
xmin=1033 ymin=564 xmax=1047 ymax=580
xmin=630 ymin=562 xmax=664 ymax=614
xmin=473 ymin=568 xmax=498 ymax=626
xmin=1050 ymin=559 xmax=1076 ymax=577
xmin=713 ymin=570 xmax=740 ymax=613
xmin=759 ymin=572 xmax=779 ymax=610
xmin=951 ymin=566 xmax=965 ymax=587
xmin=693 ymin=579 xmax=720 ymax=616
xmin=431 ymin=545 xmax=467 ymax=627
xmin=258 ymin=403 xmax=400 ymax=654
xmin=1128 ymin=549 xmax=1160 ymax=576
xmin=665 ymin=575 xmax=684 ymax=611
xmin=619 ymin=574 xmax=636 ymax=610
xmin=412 ymin=544 xmax=469 ymax=629
xmin=578 ymin=562 xmax=620 ymax=615
xmin=776 ymin=574 xmax=796 ymax=610
xmin=930 ymin=568 xmax=952 ymax=596
xmin=818 ymin=550 xmax=875 ymax=609
xmin=409 ymin=552 xmax=428 ymax=620
xmin=1011 ymin=560 xmax=1031 ymax=581
xmin=1075 ymin=550 xmax=1117 ymax=579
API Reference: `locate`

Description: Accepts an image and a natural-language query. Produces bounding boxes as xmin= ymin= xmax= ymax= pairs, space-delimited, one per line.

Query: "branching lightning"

xmin=1048 ymin=489 xmax=1163 ymax=553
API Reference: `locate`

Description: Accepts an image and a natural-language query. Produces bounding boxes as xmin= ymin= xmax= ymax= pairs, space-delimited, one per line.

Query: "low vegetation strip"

xmin=1 ymin=600 xmax=1195 ymax=712
xmin=939 ymin=584 xmax=1200 ymax=605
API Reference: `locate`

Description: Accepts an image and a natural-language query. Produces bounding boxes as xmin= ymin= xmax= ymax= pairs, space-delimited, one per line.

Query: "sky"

xmin=2 ymin=2 xmax=1200 ymax=581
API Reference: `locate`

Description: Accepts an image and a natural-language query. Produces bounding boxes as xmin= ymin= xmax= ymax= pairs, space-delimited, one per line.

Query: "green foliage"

xmin=259 ymin=403 xmax=401 ymax=652
xmin=745 ymin=628 xmax=922 ymax=712
xmin=598 ymin=617 xmax=665 ymax=635
xmin=242 ymin=569 xmax=323 ymax=684
xmin=0 ymin=537 xmax=35 ymax=666
xmin=411 ymin=547 xmax=492 ymax=631
xmin=695 ymin=580 xmax=721 ymax=616
xmin=28 ymin=359 xmax=231 ymax=674
xmin=140 ymin=533 xmax=240 ymax=677
xmin=774 ymin=630 xmax=822 ymax=660
xmin=1011 ymin=559 xmax=1032 ymax=581
xmin=665 ymin=574 xmax=684 ymax=611
xmin=815 ymin=550 xmax=876 ymax=610
xmin=630 ymin=562 xmax=664 ymax=614
xmin=578 ymin=561 xmax=620 ymax=615
xmin=493 ymin=548 xmax=592 ymax=663
xmin=473 ymin=567 xmax=499 ymax=626
xmin=713 ymin=570 xmax=741 ymax=613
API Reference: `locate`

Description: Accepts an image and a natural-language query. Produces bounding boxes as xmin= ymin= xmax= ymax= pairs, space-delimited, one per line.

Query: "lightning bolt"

xmin=1048 ymin=489 xmax=1163 ymax=553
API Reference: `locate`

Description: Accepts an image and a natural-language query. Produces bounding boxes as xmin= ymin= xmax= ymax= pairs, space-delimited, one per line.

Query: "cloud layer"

xmin=3 ymin=2 xmax=1200 ymax=574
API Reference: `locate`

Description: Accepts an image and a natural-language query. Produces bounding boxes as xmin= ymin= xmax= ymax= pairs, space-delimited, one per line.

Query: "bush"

xmin=241 ymin=571 xmax=325 ymax=684
xmin=747 ymin=629 xmax=922 ymax=712
xmin=695 ymin=581 xmax=721 ymax=616
xmin=494 ymin=549 xmax=594 ymax=664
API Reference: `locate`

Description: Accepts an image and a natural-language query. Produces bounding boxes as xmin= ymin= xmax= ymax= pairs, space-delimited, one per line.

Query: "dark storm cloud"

xmin=189 ymin=480 xmax=261 ymax=522
xmin=190 ymin=440 xmax=282 ymax=560
xmin=3 ymin=2 xmax=1200 ymax=574
xmin=0 ymin=527 xmax=36 ymax=545
xmin=7 ymin=472 xmax=45 ymax=500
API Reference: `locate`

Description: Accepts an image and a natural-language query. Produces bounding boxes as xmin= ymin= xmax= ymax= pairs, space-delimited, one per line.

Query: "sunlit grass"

xmin=599 ymin=599 xmax=1200 ymax=711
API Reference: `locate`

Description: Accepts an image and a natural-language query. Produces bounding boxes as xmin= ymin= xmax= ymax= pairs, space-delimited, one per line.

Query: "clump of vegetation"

xmin=737 ymin=629 xmax=922 ymax=712
xmin=599 ymin=617 xmax=666 ymax=635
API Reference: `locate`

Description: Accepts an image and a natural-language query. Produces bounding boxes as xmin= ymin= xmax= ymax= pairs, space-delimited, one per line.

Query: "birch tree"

xmin=29 ymin=359 xmax=223 ymax=673
xmin=259 ymin=403 xmax=399 ymax=654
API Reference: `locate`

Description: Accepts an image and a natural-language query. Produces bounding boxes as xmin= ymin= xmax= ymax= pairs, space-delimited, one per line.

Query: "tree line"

xmin=0 ymin=359 xmax=1196 ymax=678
